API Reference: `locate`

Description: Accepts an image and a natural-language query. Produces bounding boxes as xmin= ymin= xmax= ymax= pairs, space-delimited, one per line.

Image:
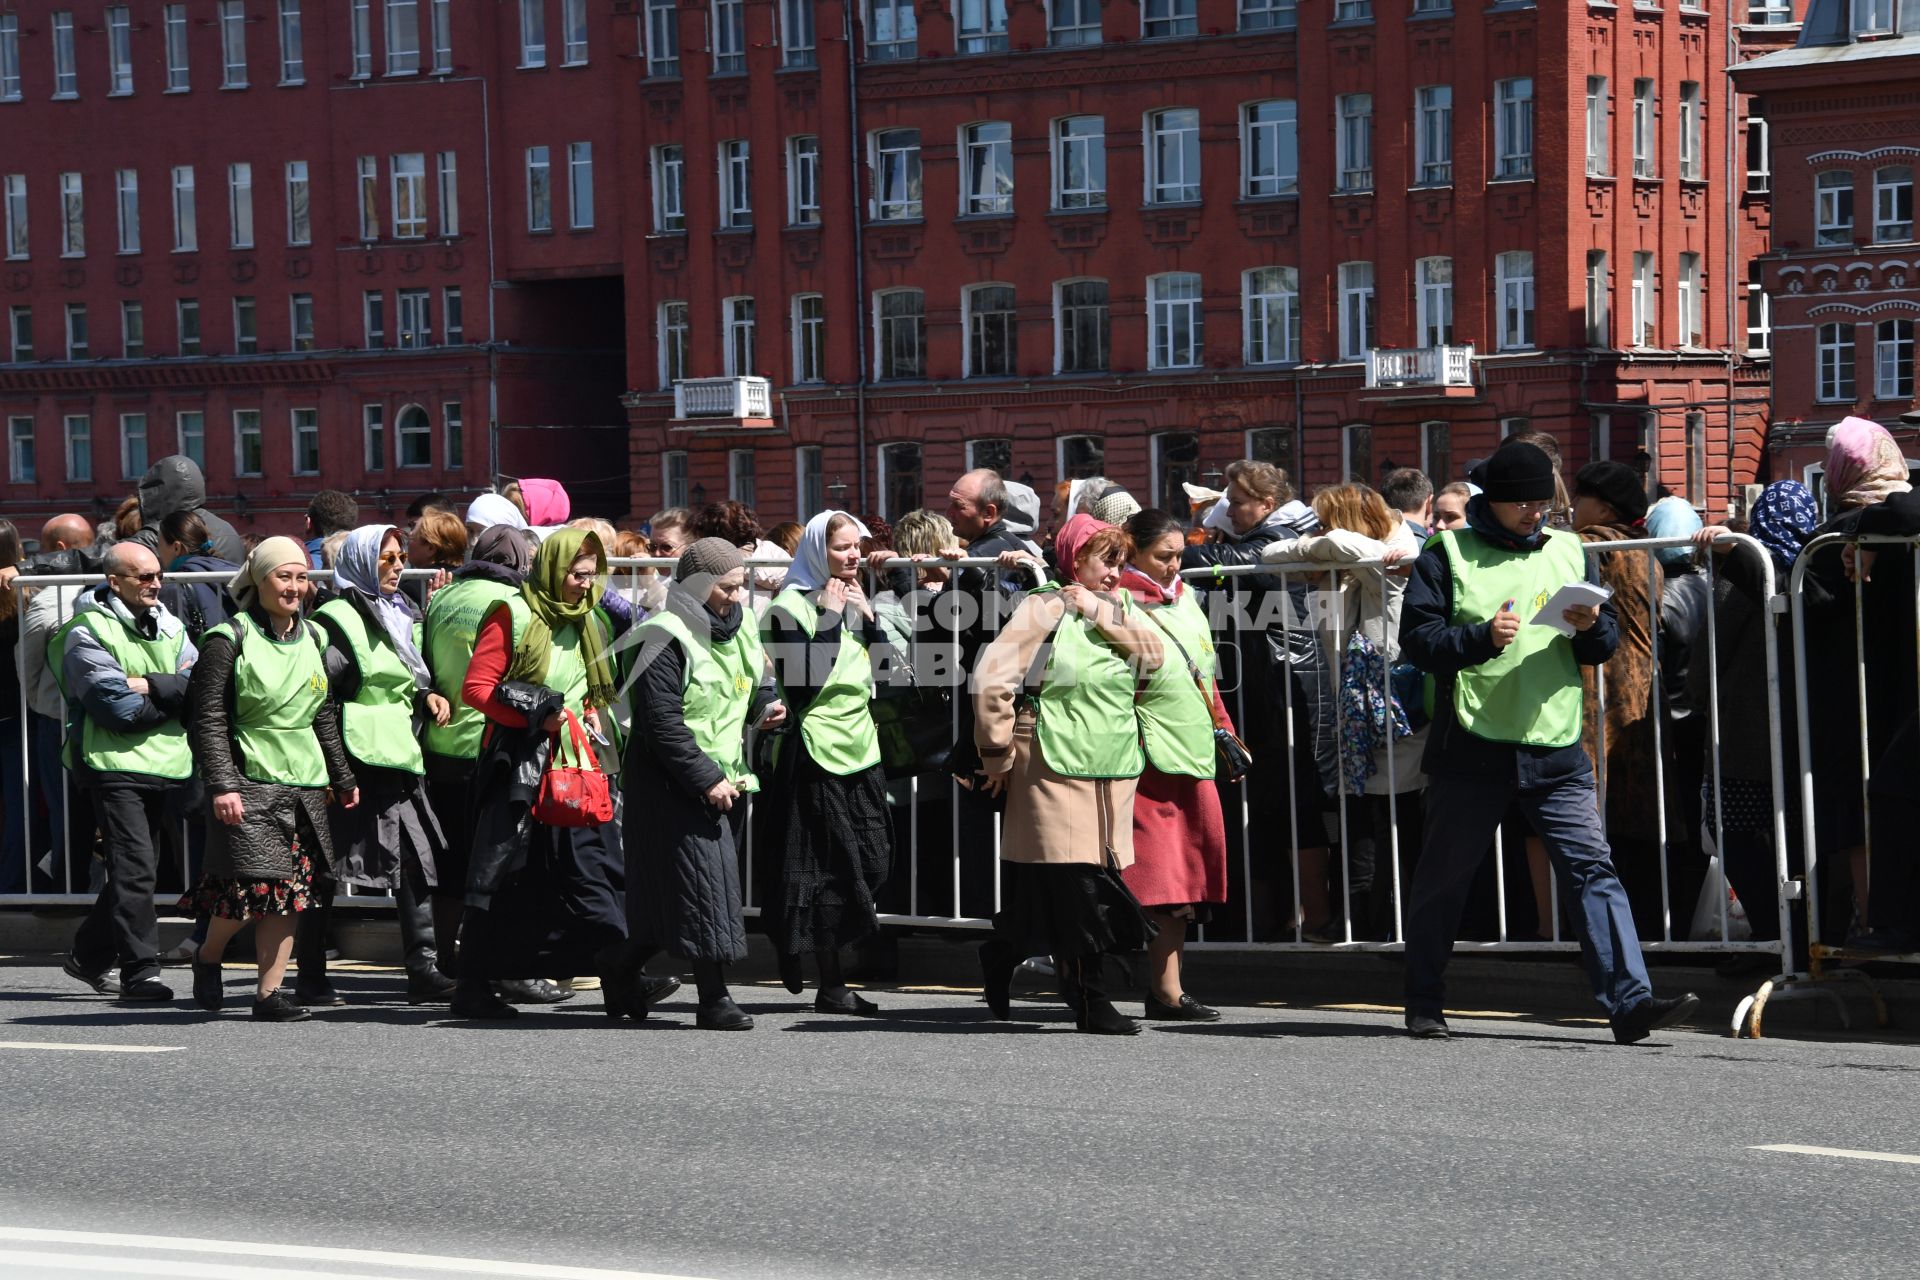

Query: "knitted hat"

xmin=1574 ymin=461 xmax=1649 ymax=524
xmin=673 ymin=536 xmax=746 ymax=584
xmin=1472 ymin=442 xmax=1557 ymax=504
xmin=1089 ymin=489 xmax=1143 ymax=525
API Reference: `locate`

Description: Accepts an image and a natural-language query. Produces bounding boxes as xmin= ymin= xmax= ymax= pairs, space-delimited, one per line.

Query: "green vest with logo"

xmin=50 ymin=608 xmax=193 ymax=780
xmin=1030 ymin=586 xmax=1146 ymax=780
xmin=423 ymin=578 xmax=523 ymax=761
xmin=637 ymin=609 xmax=765 ymax=792
xmin=1135 ymin=590 xmax=1217 ymax=779
xmin=317 ymin=596 xmax=424 ymax=775
xmin=208 ymin=612 xmax=332 ymax=788
xmin=1438 ymin=526 xmax=1588 ymax=748
xmin=765 ymin=588 xmax=881 ymax=777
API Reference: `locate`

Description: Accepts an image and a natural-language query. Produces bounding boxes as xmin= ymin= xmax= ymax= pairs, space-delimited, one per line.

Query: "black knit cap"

xmin=1574 ymin=461 xmax=1649 ymax=524
xmin=1473 ymin=441 xmax=1557 ymax=503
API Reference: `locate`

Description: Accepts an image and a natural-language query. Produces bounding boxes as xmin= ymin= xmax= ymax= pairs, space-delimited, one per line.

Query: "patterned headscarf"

xmin=1748 ymin=481 xmax=1819 ymax=572
xmin=1824 ymin=416 xmax=1912 ymax=510
xmin=502 ymin=527 xmax=616 ymax=709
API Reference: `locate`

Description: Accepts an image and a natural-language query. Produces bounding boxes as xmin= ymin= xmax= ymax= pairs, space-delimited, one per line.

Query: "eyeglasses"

xmin=1504 ymin=500 xmax=1553 ymax=514
xmin=378 ymin=551 xmax=407 ymax=567
xmin=564 ymin=568 xmax=598 ymax=584
xmin=648 ymin=542 xmax=678 ymax=556
xmin=115 ymin=571 xmax=164 ymax=585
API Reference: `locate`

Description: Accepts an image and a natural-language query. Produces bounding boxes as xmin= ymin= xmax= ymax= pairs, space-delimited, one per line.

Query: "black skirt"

xmin=994 ymin=862 xmax=1156 ymax=962
xmin=423 ymin=753 xmax=478 ymax=897
xmin=760 ymin=744 xmax=892 ymax=956
xmin=459 ymin=816 xmax=627 ymax=979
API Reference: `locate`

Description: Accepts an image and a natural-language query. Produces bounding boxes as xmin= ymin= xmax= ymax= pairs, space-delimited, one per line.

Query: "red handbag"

xmin=532 ymin=709 xmax=615 ymax=828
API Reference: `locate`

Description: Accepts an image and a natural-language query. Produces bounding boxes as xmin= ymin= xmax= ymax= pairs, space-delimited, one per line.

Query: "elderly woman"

xmin=295 ymin=525 xmax=455 ymax=1007
xmin=973 ymin=514 xmax=1164 ymax=1035
xmin=184 ymin=538 xmax=359 ymax=1022
xmin=624 ymin=538 xmax=785 ymax=1029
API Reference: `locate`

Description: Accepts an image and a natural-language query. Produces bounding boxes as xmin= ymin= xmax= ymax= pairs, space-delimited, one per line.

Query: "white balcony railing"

xmin=1364 ymin=344 xmax=1476 ymax=391
xmin=673 ymin=376 xmax=774 ymax=420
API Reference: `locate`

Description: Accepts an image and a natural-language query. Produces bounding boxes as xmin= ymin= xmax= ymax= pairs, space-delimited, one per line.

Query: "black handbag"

xmin=871 ymin=659 xmax=954 ymax=780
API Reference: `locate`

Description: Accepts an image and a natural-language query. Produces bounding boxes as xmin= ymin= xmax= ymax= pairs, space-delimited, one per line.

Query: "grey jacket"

xmin=58 ymin=588 xmax=197 ymax=738
xmin=22 ymin=583 xmax=85 ymax=721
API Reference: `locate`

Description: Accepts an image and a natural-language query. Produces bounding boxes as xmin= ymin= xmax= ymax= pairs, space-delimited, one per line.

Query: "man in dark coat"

xmin=127 ymin=456 xmax=247 ymax=564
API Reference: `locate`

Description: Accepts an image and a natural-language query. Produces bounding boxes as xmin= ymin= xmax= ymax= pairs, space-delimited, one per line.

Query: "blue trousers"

xmin=1405 ymin=750 xmax=1652 ymax=1021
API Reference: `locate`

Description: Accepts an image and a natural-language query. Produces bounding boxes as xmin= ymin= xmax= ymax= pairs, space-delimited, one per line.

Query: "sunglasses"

xmin=565 ymin=568 xmax=598 ymax=584
xmin=648 ymin=542 xmax=678 ymax=556
xmin=115 ymin=571 xmax=164 ymax=585
xmin=378 ymin=551 xmax=407 ymax=566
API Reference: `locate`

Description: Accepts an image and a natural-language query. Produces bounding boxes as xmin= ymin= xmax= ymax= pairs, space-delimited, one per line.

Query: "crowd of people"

xmin=6 ymin=415 xmax=1916 ymax=1037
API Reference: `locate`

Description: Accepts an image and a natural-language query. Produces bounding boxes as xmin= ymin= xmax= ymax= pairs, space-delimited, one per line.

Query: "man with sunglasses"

xmin=50 ymin=542 xmax=198 ymax=1003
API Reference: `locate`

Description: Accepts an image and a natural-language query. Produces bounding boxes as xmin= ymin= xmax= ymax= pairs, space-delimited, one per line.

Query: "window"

xmin=177 ymin=298 xmax=200 ymax=354
xmin=1586 ymin=78 xmax=1610 ymax=177
xmin=228 ymin=162 xmax=254 ymax=248
xmin=663 ymin=450 xmax=689 ymax=508
xmin=436 ymin=152 xmax=458 ymax=236
xmin=1338 ymin=261 xmax=1374 ymax=359
xmin=1415 ymin=87 xmax=1452 ymax=185
xmin=121 ymin=413 xmax=148 ymax=478
xmin=1749 ymin=0 xmax=1792 ymax=19
xmin=1745 ymin=263 xmax=1770 ymax=354
xmin=796 ymin=445 xmax=824 ymax=520
xmin=562 ymin=0 xmax=589 ymax=63
xmin=357 ymin=156 xmax=379 ymax=239
xmin=171 ymin=167 xmax=197 ymax=251
xmin=273 ymin=0 xmax=304 ymax=82
xmin=431 ymin=0 xmax=452 ymax=70
xmin=397 ymin=288 xmax=431 ymax=349
xmin=793 ymin=294 xmax=825 ymax=383
xmin=1630 ymin=252 xmax=1655 ymax=347
xmin=7 ymin=417 xmax=32 ymax=482
xmin=967 ymin=437 xmax=1013 ymax=475
xmin=290 ymin=292 xmax=314 ymax=350
xmin=1495 ymin=79 xmax=1534 ymax=179
xmin=0 ymin=15 xmax=19 ymax=101
xmin=1422 ymin=421 xmax=1451 ymax=484
xmin=1059 ymin=433 xmax=1105 ymax=481
xmin=1051 ymin=0 xmax=1101 ymax=44
xmin=1587 ymin=251 xmax=1610 ymax=346
xmin=879 ymin=442 xmax=923 ymax=520
xmin=64 ymin=414 xmax=90 ymax=482
xmin=1334 ymin=0 xmax=1371 ymax=17
xmin=1056 ymin=279 xmax=1110 ymax=373
xmin=1338 ymin=94 xmax=1373 ymax=191
xmin=1816 ymin=171 xmax=1854 ymax=245
xmin=108 ymin=6 xmax=133 ymax=94
xmin=782 ymin=0 xmax=817 ymax=65
xmin=233 ymin=295 xmax=257 ymax=354
xmin=728 ymin=448 xmax=757 ymax=506
xmin=872 ymin=129 xmax=922 ymax=220
xmin=876 ymin=289 xmax=925 ymax=379
xmin=652 ymin=146 xmax=685 ymax=232
xmin=568 ymin=142 xmax=593 ymax=229
xmin=1242 ymin=101 xmax=1298 ymax=198
xmin=956 ymin=0 xmax=1009 ymax=52
xmin=788 ymin=136 xmax=820 ymax=226
xmin=292 ymin=407 xmax=319 ymax=474
xmin=866 ymin=0 xmax=916 ymax=58
xmin=286 ymin=161 xmax=311 ymax=244
xmin=1678 ymin=82 xmax=1703 ymax=181
xmin=1147 ymin=109 xmax=1200 ymax=204
xmin=1633 ymin=80 xmax=1656 ymax=179
xmin=364 ymin=404 xmax=386 ymax=470
xmin=1342 ymin=424 xmax=1372 ymax=485
xmin=961 ymin=122 xmax=1013 ymax=215
xmin=1148 ymin=273 xmax=1204 ymax=370
xmin=1676 ymin=252 xmax=1702 ymax=347
xmin=177 ymin=409 xmax=204 ymax=468
xmin=1745 ymin=108 xmax=1769 ymax=194
xmin=647 ymin=0 xmax=680 ymax=74
xmin=965 ymin=285 xmax=1016 ymax=377
xmin=364 ymin=290 xmax=386 ymax=349
xmin=1683 ymin=412 xmax=1707 ymax=508
xmin=1143 ymin=0 xmax=1198 ymax=37
xmin=121 ymin=300 xmax=143 ymax=357
xmin=1497 ymin=251 xmax=1535 ymax=351
xmin=386 ymin=0 xmax=421 ymax=73
xmin=1239 ymin=0 xmax=1297 ymax=30
xmin=521 ymin=0 xmax=547 ymax=66
xmin=1877 ymin=319 xmax=1914 ymax=401
xmin=443 ymin=286 xmax=462 ymax=342
xmin=444 ymin=400 xmax=463 ymax=468
xmin=1415 ymin=256 xmax=1453 ymax=347
xmin=3 ymin=175 xmax=23 ymax=259
xmin=1854 ymin=0 xmax=1895 ymax=33
xmin=1245 ymin=267 xmax=1299 ymax=365
xmin=1817 ymin=323 xmax=1855 ymax=402
xmin=526 ymin=146 xmax=552 ymax=232
xmin=7 ymin=306 xmax=29 ymax=361
xmin=65 ymin=303 xmax=87 ymax=359
xmin=659 ymin=301 xmax=689 ymax=386
xmin=719 ymin=140 xmax=751 ymax=229
xmin=712 ymin=0 xmax=745 ymax=72
xmin=397 ymin=405 xmax=431 ymax=467
xmin=723 ymin=296 xmax=755 ymax=376
xmin=1053 ymin=117 xmax=1106 ymax=210
xmin=58 ymin=172 xmax=83 ymax=257
xmin=52 ymin=12 xmax=77 ymax=98
xmin=350 ymin=0 xmax=372 ymax=76
xmin=1152 ymin=432 xmax=1200 ymax=517
xmin=220 ymin=0 xmax=248 ymax=87
xmin=233 ymin=409 xmax=263 ymax=476
xmin=163 ymin=5 xmax=190 ymax=88
xmin=1874 ymin=166 xmax=1914 ymax=242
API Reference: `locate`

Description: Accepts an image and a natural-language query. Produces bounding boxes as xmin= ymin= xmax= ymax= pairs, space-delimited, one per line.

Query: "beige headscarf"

xmin=227 ymin=535 xmax=310 ymax=609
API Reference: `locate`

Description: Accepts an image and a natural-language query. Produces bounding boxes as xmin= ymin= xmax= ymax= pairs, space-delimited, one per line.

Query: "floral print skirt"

xmin=178 ymin=838 xmax=317 ymax=921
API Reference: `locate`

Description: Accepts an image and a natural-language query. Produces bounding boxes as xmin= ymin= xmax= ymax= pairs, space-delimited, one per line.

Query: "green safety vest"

xmin=50 ymin=607 xmax=193 ymax=780
xmin=636 ymin=609 xmax=765 ymax=792
xmin=482 ymin=597 xmax=610 ymax=771
xmin=1135 ymin=591 xmax=1218 ymax=779
xmin=207 ymin=611 xmax=332 ymax=787
xmin=317 ymin=596 xmax=424 ymax=775
xmin=422 ymin=578 xmax=523 ymax=761
xmin=764 ymin=588 xmax=881 ymax=777
xmin=1029 ymin=586 xmax=1146 ymax=780
xmin=1438 ymin=526 xmax=1589 ymax=748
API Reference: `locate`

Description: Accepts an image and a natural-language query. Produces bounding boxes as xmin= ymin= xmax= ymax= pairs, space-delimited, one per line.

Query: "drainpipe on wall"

xmin=844 ymin=2 xmax=870 ymax=514
xmin=479 ymin=73 xmax=501 ymax=484
xmin=1724 ymin=16 xmax=1740 ymax=508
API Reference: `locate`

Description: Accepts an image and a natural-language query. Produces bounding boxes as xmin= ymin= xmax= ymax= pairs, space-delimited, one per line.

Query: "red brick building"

xmin=1733 ymin=0 xmax=1920 ymax=496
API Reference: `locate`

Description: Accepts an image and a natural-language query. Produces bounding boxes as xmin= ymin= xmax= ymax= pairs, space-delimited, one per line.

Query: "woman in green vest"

xmin=183 ymin=537 xmax=359 ymax=1022
xmin=295 ymin=525 xmax=455 ymax=1007
xmin=760 ymin=510 xmax=897 ymax=1014
xmin=971 ymin=514 xmax=1165 ymax=1035
xmin=624 ymin=538 xmax=785 ymax=1030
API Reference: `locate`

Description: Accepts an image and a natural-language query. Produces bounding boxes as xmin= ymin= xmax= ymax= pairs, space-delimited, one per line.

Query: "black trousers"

xmin=71 ymin=785 xmax=171 ymax=985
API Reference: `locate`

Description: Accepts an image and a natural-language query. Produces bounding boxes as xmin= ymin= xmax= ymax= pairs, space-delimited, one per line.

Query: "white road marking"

xmin=0 ymin=1231 xmax=717 ymax=1280
xmin=1750 ymin=1143 xmax=1920 ymax=1166
xmin=0 ymin=1041 xmax=183 ymax=1054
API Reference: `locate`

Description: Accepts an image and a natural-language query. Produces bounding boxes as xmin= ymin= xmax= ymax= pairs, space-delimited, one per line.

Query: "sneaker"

xmin=251 ymin=991 xmax=311 ymax=1022
xmin=1405 ymin=1013 xmax=1451 ymax=1039
xmin=117 ymin=976 xmax=175 ymax=1003
xmin=1611 ymin=992 xmax=1700 ymax=1045
xmin=61 ymin=953 xmax=119 ymax=995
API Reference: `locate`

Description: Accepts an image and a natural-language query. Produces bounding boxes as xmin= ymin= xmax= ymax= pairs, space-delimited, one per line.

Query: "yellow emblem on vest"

xmin=1532 ymin=589 xmax=1551 ymax=614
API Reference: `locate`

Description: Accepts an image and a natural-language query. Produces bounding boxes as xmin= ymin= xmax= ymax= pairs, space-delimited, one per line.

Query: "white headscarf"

xmin=778 ymin=510 xmax=870 ymax=594
xmin=465 ymin=493 xmax=528 ymax=531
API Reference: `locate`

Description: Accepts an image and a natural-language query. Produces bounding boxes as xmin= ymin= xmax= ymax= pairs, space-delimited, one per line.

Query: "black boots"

xmin=398 ymin=874 xmax=455 ymax=1003
xmin=1067 ymin=958 xmax=1140 ymax=1036
xmin=293 ymin=889 xmax=344 ymax=1006
xmin=450 ymin=978 xmax=518 ymax=1019
xmin=979 ymin=938 xmax=1015 ymax=1020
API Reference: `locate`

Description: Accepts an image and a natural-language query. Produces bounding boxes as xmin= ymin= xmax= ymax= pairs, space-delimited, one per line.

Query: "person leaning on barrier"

xmin=942 ymin=470 xmax=1032 ymax=771
xmin=50 ymin=542 xmax=197 ymax=1003
xmin=0 ymin=519 xmax=29 ymax=898
xmin=1397 ymin=440 xmax=1698 ymax=1043
xmin=20 ymin=514 xmax=105 ymax=895
xmin=181 ymin=537 xmax=359 ymax=1022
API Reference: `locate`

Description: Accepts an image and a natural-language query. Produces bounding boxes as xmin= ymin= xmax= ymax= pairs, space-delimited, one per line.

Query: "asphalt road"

xmin=0 ymin=959 xmax=1916 ymax=1279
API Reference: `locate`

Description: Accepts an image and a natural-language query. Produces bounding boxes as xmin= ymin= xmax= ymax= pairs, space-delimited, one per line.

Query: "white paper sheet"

xmin=1528 ymin=581 xmax=1613 ymax=636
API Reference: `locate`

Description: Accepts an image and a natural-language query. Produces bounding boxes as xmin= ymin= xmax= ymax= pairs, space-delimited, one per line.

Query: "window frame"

xmin=1242 ymin=99 xmax=1299 ymax=199
xmin=233 ymin=408 xmax=264 ymax=477
xmin=286 ymin=160 xmax=311 ymax=245
xmin=1052 ymin=115 xmax=1107 ymax=211
xmin=228 ymin=161 xmax=255 ymax=249
xmin=792 ymin=293 xmax=826 ymax=384
xmin=1145 ymin=108 xmax=1201 ymax=205
xmin=719 ymin=139 xmax=752 ymax=230
xmin=1816 ymin=171 xmax=1855 ymax=246
xmin=963 ymin=283 xmax=1017 ymax=378
xmin=1147 ymin=271 xmax=1204 ymax=371
xmin=874 ymin=288 xmax=927 ymax=381
xmin=1415 ymin=255 xmax=1453 ymax=348
xmin=1337 ymin=260 xmax=1375 ymax=360
xmin=1875 ymin=318 xmax=1915 ymax=401
xmin=1244 ymin=265 xmax=1300 ymax=366
xmin=871 ymin=129 xmax=923 ymax=222
xmin=652 ymin=145 xmax=685 ymax=233
xmin=218 ymin=0 xmax=249 ymax=88
xmin=119 ymin=411 xmax=148 ymax=480
xmin=722 ymin=295 xmax=755 ymax=377
xmin=1054 ymin=278 xmax=1110 ymax=374
xmin=960 ymin=121 xmax=1014 ymax=217
xmin=567 ymin=141 xmax=594 ymax=230
xmin=1873 ymin=165 xmax=1913 ymax=243
xmin=526 ymin=145 xmax=552 ymax=233
xmin=291 ymin=405 xmax=320 ymax=475
xmin=171 ymin=166 xmax=198 ymax=253
xmin=1494 ymin=78 xmax=1534 ymax=181
xmin=1495 ymin=250 xmax=1535 ymax=351
xmin=1415 ymin=86 xmax=1453 ymax=186
xmin=1337 ymin=93 xmax=1373 ymax=193
xmin=1816 ymin=321 xmax=1856 ymax=403
xmin=788 ymin=135 xmax=821 ymax=227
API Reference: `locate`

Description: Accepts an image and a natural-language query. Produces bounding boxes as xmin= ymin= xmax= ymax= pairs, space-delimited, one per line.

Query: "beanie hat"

xmin=1473 ymin=442 xmax=1557 ymax=504
xmin=1089 ymin=489 xmax=1143 ymax=526
xmin=673 ymin=536 xmax=746 ymax=584
xmin=1574 ymin=461 xmax=1649 ymax=524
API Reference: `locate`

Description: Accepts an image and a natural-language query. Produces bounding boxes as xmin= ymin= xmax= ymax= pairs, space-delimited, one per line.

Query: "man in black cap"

xmin=1397 ymin=440 xmax=1698 ymax=1043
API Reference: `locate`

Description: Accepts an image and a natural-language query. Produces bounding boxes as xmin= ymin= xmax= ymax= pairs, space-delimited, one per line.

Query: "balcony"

xmin=1361 ymin=345 xmax=1477 ymax=400
xmin=670 ymin=376 xmax=775 ymax=429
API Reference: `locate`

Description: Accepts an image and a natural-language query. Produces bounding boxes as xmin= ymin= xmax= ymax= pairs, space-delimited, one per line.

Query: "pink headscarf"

xmin=519 ymin=478 xmax=572 ymax=526
xmin=1053 ymin=513 xmax=1112 ymax=579
xmin=1824 ymin=416 xmax=1913 ymax=510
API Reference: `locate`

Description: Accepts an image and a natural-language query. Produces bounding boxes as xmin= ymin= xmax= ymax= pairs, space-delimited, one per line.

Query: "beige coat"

xmin=973 ymin=591 xmax=1164 ymax=867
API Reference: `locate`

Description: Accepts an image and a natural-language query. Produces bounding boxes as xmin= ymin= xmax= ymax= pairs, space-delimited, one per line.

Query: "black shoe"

xmin=1145 ymin=992 xmax=1221 ymax=1022
xmin=405 ymin=968 xmax=457 ymax=1005
xmin=1075 ymin=998 xmax=1142 ymax=1036
xmin=1406 ymin=1014 xmax=1451 ymax=1039
xmin=450 ymin=981 xmax=519 ymax=1020
xmin=118 ymin=976 xmax=174 ymax=1003
xmin=980 ymin=939 xmax=1015 ymax=1021
xmin=61 ymin=953 xmax=119 ymax=995
xmin=777 ymin=952 xmax=805 ymax=995
xmin=191 ymin=961 xmax=224 ymax=1012
xmin=697 ymin=997 xmax=755 ymax=1031
xmin=292 ymin=981 xmax=346 ymax=1007
xmin=496 ymin=977 xmax=572 ymax=1005
xmin=632 ymin=972 xmax=682 ymax=1009
xmin=814 ymin=988 xmax=881 ymax=1016
xmin=1611 ymin=992 xmax=1700 ymax=1045
xmin=251 ymin=991 xmax=311 ymax=1022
